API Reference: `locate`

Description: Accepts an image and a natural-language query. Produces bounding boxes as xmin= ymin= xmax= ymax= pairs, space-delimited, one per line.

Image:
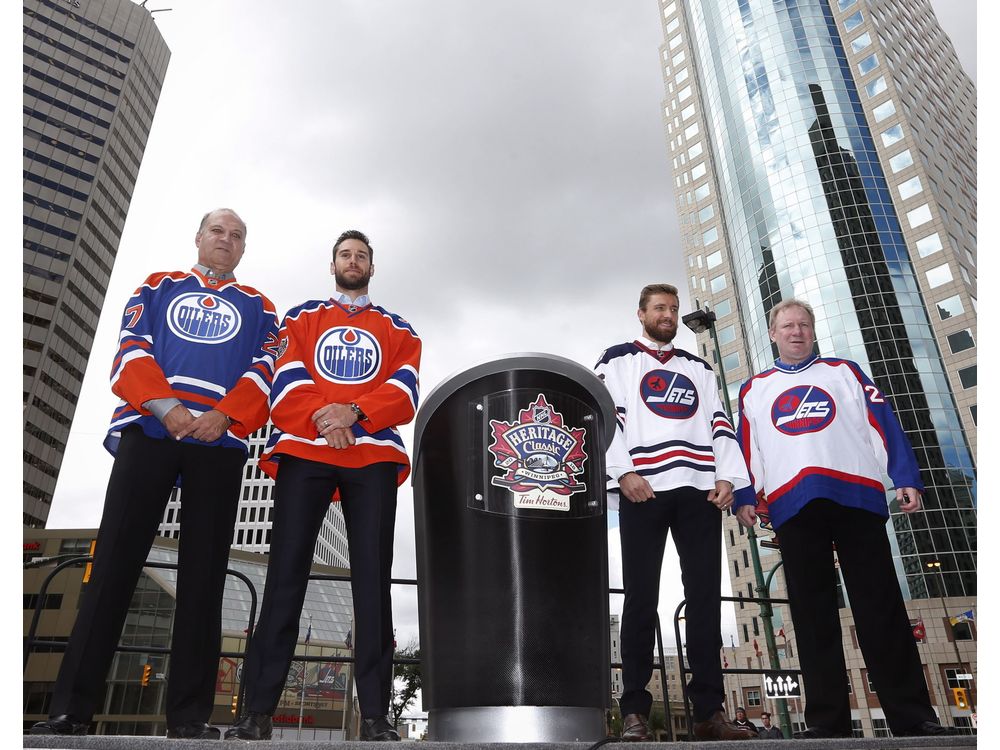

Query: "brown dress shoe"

xmin=622 ymin=713 xmax=651 ymax=741
xmin=692 ymin=710 xmax=754 ymax=741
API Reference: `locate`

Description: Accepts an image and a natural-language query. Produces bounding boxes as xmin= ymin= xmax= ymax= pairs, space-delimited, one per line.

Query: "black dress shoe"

xmin=168 ymin=720 xmax=221 ymax=739
xmin=224 ymin=712 xmax=272 ymax=741
xmin=621 ymin=713 xmax=651 ymax=741
xmin=793 ymin=726 xmax=851 ymax=739
xmin=360 ymin=716 xmax=401 ymax=741
xmin=896 ymin=721 xmax=961 ymax=737
xmin=30 ymin=714 xmax=89 ymax=735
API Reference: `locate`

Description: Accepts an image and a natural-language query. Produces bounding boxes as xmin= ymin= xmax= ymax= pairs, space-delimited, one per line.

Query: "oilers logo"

xmin=641 ymin=370 xmax=699 ymax=419
xmin=771 ymin=385 xmax=836 ymax=435
xmin=488 ymin=394 xmax=588 ymax=512
xmin=314 ymin=326 xmax=381 ymax=384
xmin=166 ymin=293 xmax=241 ymax=344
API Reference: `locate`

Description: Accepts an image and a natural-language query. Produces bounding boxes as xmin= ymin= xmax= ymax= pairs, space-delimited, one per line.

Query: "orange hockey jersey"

xmin=259 ymin=298 xmax=421 ymax=486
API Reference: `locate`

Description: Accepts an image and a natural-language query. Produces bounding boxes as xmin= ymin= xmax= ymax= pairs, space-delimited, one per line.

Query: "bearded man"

xmin=594 ymin=284 xmax=754 ymax=742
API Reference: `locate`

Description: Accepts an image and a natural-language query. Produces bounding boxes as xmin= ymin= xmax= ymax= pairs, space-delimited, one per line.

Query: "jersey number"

xmin=864 ymin=385 xmax=884 ymax=403
xmin=124 ymin=304 xmax=144 ymax=329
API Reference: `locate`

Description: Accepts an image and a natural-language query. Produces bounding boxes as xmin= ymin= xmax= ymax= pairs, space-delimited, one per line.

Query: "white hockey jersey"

xmin=594 ymin=338 xmax=752 ymax=510
xmin=733 ymin=355 xmax=924 ymax=529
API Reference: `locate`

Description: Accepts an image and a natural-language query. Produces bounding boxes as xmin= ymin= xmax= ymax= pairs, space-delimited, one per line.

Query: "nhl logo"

xmin=487 ymin=394 xmax=588 ymax=512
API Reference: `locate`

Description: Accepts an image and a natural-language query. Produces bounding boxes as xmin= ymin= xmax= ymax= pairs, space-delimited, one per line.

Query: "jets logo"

xmin=166 ymin=293 xmax=241 ymax=344
xmin=315 ymin=326 xmax=381 ymax=384
xmin=771 ymin=385 xmax=836 ymax=435
xmin=487 ymin=394 xmax=588 ymax=512
xmin=640 ymin=370 xmax=699 ymax=419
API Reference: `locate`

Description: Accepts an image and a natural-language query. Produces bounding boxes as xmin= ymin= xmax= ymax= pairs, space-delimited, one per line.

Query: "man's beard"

xmin=643 ymin=320 xmax=676 ymax=345
xmin=335 ymin=268 xmax=371 ymax=291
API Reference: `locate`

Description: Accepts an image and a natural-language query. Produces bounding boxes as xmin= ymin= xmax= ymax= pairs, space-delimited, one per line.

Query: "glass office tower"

xmin=658 ymin=0 xmax=975 ymax=599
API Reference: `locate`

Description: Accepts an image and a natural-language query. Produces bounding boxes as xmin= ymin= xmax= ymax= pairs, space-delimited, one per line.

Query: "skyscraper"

xmin=659 ymin=0 xmax=974 ymax=594
xmin=23 ymin=0 xmax=170 ymax=528
xmin=657 ymin=0 xmax=976 ymax=733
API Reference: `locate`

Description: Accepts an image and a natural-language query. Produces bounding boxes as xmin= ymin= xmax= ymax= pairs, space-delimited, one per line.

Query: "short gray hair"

xmin=768 ymin=298 xmax=815 ymax=331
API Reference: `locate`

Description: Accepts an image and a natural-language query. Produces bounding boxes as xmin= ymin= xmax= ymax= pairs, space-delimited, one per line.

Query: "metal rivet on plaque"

xmin=474 ymin=494 xmax=483 ymax=501
xmin=476 ymin=404 xmax=483 ymax=411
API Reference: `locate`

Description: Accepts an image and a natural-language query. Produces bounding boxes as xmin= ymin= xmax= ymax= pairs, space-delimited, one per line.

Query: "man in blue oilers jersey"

xmin=31 ymin=209 xmax=278 ymax=740
xmin=734 ymin=298 xmax=958 ymax=739
xmin=595 ymin=284 xmax=754 ymax=742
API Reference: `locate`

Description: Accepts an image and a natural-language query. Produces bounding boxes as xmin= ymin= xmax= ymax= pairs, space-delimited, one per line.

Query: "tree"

xmin=390 ymin=639 xmax=422 ymax=728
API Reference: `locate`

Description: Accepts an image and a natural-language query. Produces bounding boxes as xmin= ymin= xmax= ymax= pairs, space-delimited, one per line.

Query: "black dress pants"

xmin=49 ymin=426 xmax=245 ymax=725
xmin=779 ymin=499 xmax=937 ymax=734
xmin=240 ymin=456 xmax=398 ymax=720
xmin=618 ymin=486 xmax=724 ymax=721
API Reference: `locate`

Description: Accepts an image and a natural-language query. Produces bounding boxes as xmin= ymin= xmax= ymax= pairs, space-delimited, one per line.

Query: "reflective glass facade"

xmin=665 ymin=0 xmax=975 ymax=598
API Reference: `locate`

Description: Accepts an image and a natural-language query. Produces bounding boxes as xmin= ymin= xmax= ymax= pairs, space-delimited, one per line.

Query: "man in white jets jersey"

xmin=595 ymin=284 xmax=755 ymax=742
xmin=734 ymin=299 xmax=956 ymax=739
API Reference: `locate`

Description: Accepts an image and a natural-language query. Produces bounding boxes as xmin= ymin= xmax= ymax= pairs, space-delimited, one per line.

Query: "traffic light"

xmin=952 ymin=687 xmax=969 ymax=709
xmin=231 ymin=695 xmax=239 ymax=715
xmin=141 ymin=664 xmax=152 ymax=687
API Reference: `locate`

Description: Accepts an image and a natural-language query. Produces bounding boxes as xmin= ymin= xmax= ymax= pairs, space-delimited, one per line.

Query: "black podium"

xmin=413 ymin=353 xmax=617 ymax=742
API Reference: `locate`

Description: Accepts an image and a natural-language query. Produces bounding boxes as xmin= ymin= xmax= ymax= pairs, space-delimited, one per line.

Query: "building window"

xmin=907 ymin=204 xmax=933 ymax=228
xmin=669 ymin=34 xmax=683 ymax=50
xmin=666 ymin=17 xmax=680 ymax=33
xmin=858 ymin=53 xmax=880 ymax=76
xmin=844 ymin=10 xmax=863 ymax=31
xmin=685 ymin=122 xmax=700 ymax=139
xmin=947 ymin=329 xmax=975 ymax=354
xmin=745 ymin=688 xmax=762 ymax=707
xmin=678 ymin=85 xmax=692 ymax=102
xmin=936 ymin=294 xmax=964 ymax=320
xmin=672 ymin=50 xmax=686 ymax=66
xmin=898 ymin=176 xmax=923 ymax=200
xmin=722 ymin=352 xmax=740 ymax=372
xmin=865 ymin=76 xmax=887 ymax=98
xmin=710 ymin=274 xmax=727 ymax=293
xmin=888 ymin=149 xmax=913 ymax=172
xmin=865 ymin=670 xmax=877 ymax=694
xmin=838 ymin=0 xmax=857 ymax=11
xmin=702 ymin=226 xmax=718 ymax=245
xmin=718 ymin=325 xmax=736 ymax=345
xmin=698 ymin=204 xmax=715 ymax=223
xmin=851 ymin=720 xmax=864 ymax=738
xmin=881 ymin=124 xmax=904 ymax=146
xmin=925 ymin=264 xmax=952 ymax=289
xmin=872 ymin=98 xmax=895 ymax=121
xmin=872 ymin=718 xmax=890 ymax=738
xmin=970 ymin=405 xmax=977 ymax=424
xmin=714 ymin=298 xmax=732 ymax=317
xmin=915 ymin=232 xmax=943 ymax=257
xmin=706 ymin=249 xmax=722 ymax=269
xmin=694 ymin=183 xmax=710 ymax=201
xmin=850 ymin=32 xmax=872 ymax=52
xmin=692 ymin=162 xmax=707 ymax=180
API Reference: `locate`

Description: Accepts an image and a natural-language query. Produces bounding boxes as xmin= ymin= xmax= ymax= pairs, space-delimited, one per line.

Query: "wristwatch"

xmin=350 ymin=403 xmax=368 ymax=422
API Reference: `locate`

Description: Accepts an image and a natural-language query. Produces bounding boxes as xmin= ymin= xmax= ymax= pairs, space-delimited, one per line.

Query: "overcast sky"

xmin=39 ymin=0 xmax=976 ymax=663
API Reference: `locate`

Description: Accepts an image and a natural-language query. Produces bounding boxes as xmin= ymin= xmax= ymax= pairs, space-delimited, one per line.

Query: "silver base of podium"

xmin=428 ymin=705 xmax=606 ymax=742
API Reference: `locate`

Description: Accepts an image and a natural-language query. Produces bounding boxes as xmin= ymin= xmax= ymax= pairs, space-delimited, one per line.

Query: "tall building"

xmin=656 ymin=0 xmax=976 ymax=735
xmin=157 ymin=424 xmax=352 ymax=567
xmin=23 ymin=0 xmax=170 ymax=528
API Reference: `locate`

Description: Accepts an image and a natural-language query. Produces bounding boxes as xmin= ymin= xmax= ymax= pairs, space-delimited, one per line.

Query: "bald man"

xmin=32 ymin=209 xmax=279 ymax=740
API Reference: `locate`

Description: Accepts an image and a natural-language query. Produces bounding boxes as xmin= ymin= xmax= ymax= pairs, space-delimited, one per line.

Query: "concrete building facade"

xmin=23 ymin=0 xmax=170 ymax=528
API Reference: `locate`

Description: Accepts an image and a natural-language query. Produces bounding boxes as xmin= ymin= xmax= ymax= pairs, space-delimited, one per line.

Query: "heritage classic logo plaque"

xmin=487 ymin=393 xmax=588 ymax=512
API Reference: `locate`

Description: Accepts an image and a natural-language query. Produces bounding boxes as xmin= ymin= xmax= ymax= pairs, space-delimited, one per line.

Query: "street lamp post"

xmin=926 ymin=560 xmax=975 ymax=715
xmin=683 ymin=306 xmax=791 ymax=738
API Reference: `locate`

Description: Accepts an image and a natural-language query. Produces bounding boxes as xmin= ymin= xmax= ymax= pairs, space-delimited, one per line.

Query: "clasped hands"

xmin=619 ymin=471 xmax=734 ymax=510
xmin=311 ymin=403 xmax=358 ymax=449
xmin=163 ymin=405 xmax=231 ymax=443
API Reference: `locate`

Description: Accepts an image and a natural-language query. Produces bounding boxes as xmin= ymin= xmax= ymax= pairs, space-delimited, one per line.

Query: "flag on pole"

xmin=949 ymin=610 xmax=974 ymax=626
xmin=304 ymin=620 xmax=312 ymax=644
xmin=344 ymin=628 xmax=352 ymax=650
xmin=722 ymin=648 xmax=729 ymax=668
xmin=753 ymin=638 xmax=761 ymax=657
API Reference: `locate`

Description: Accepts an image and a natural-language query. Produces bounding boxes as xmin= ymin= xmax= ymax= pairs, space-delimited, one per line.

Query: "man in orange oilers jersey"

xmin=32 ymin=209 xmax=279 ymax=740
xmin=226 ymin=230 xmax=420 ymax=742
